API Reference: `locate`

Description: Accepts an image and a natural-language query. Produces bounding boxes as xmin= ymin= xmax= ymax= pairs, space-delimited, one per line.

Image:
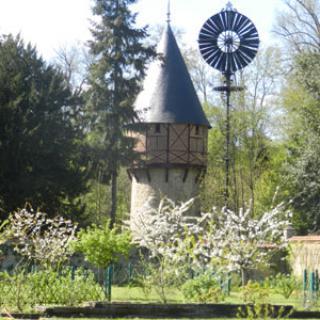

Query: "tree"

xmin=193 ymin=204 xmax=290 ymax=286
xmin=134 ymin=197 xmax=291 ymax=286
xmin=86 ymin=0 xmax=155 ymax=228
xmin=200 ymin=47 xmax=286 ymax=214
xmin=274 ymin=1 xmax=320 ymax=232
xmin=54 ymin=42 xmax=93 ymax=97
xmin=183 ymin=47 xmax=216 ymax=104
xmin=276 ymin=0 xmax=320 ymax=53
xmin=8 ymin=206 xmax=77 ymax=268
xmin=0 ymin=35 xmax=86 ymax=220
xmin=281 ymin=52 xmax=320 ymax=232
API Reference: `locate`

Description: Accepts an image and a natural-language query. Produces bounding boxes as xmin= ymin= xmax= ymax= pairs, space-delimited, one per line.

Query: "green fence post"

xmin=71 ymin=266 xmax=76 ymax=281
xmin=128 ymin=262 xmax=133 ymax=282
xmin=310 ymin=271 xmax=315 ymax=305
xmin=310 ymin=271 xmax=315 ymax=292
xmin=303 ymin=269 xmax=307 ymax=290
xmin=303 ymin=269 xmax=307 ymax=307
xmin=105 ymin=265 xmax=113 ymax=302
xmin=227 ymin=276 xmax=232 ymax=296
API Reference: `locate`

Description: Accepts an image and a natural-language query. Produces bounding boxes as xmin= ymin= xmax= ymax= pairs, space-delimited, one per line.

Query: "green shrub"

xmin=72 ymin=223 xmax=131 ymax=269
xmin=266 ymin=273 xmax=299 ymax=299
xmin=182 ymin=273 xmax=225 ymax=303
xmin=0 ymin=268 xmax=105 ymax=312
xmin=241 ymin=280 xmax=270 ymax=304
xmin=237 ymin=304 xmax=292 ymax=320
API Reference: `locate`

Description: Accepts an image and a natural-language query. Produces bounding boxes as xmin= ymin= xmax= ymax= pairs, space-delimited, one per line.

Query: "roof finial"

xmin=226 ymin=1 xmax=233 ymax=9
xmin=166 ymin=0 xmax=171 ymax=24
xmin=223 ymin=1 xmax=237 ymax=12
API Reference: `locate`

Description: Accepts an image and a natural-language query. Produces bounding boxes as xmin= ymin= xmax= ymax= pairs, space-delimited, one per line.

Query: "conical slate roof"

xmin=135 ymin=24 xmax=211 ymax=127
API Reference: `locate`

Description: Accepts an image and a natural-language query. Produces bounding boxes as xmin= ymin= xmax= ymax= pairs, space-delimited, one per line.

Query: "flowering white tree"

xmin=132 ymin=197 xmax=194 ymax=259
xmin=132 ymin=198 xmax=196 ymax=302
xmin=134 ymin=198 xmax=291 ymax=286
xmin=8 ymin=207 xmax=77 ymax=268
xmin=193 ymin=204 xmax=291 ymax=285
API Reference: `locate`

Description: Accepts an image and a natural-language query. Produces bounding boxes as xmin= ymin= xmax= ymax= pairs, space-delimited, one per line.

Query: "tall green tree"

xmin=275 ymin=0 xmax=320 ymax=232
xmin=86 ymin=0 xmax=155 ymax=228
xmin=281 ymin=52 xmax=320 ymax=232
xmin=0 ymin=35 xmax=86 ymax=220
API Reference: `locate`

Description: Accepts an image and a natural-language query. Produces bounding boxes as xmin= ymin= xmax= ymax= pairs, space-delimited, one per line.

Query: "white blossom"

xmin=8 ymin=207 xmax=77 ymax=267
xmin=133 ymin=197 xmax=291 ymax=277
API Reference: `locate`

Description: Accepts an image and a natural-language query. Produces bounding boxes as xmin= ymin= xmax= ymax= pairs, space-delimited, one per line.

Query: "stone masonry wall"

xmin=130 ymin=167 xmax=201 ymax=236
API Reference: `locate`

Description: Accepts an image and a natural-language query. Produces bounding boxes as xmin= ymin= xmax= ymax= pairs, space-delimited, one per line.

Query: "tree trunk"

xmin=109 ymin=170 xmax=117 ymax=229
xmin=241 ymin=268 xmax=249 ymax=286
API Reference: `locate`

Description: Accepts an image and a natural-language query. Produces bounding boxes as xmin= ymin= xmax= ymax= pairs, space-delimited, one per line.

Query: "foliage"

xmin=237 ymin=304 xmax=291 ymax=320
xmin=132 ymin=198 xmax=196 ymax=303
xmin=131 ymin=253 xmax=185 ymax=303
xmin=0 ymin=220 xmax=8 ymax=245
xmin=86 ymin=0 xmax=155 ymax=226
xmin=282 ymin=52 xmax=320 ymax=232
xmin=241 ymin=281 xmax=270 ymax=304
xmin=276 ymin=0 xmax=320 ymax=232
xmin=181 ymin=272 xmax=225 ymax=303
xmin=193 ymin=203 xmax=291 ymax=285
xmin=134 ymin=197 xmax=291 ymax=287
xmin=8 ymin=207 xmax=77 ymax=268
xmin=276 ymin=0 xmax=320 ymax=53
xmin=81 ymin=167 xmax=131 ymax=225
xmin=200 ymin=47 xmax=286 ymax=214
xmin=267 ymin=273 xmax=299 ymax=299
xmin=0 ymin=34 xmax=87 ymax=219
xmin=73 ymin=222 xmax=131 ymax=268
xmin=132 ymin=197 xmax=194 ymax=261
xmin=0 ymin=268 xmax=104 ymax=312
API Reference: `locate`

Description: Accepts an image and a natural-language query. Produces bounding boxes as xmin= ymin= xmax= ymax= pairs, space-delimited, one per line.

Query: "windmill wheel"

xmin=198 ymin=8 xmax=259 ymax=75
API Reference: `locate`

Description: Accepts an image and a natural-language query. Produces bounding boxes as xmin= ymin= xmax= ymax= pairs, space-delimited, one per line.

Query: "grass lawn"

xmin=0 ymin=286 xmax=312 ymax=318
xmin=111 ymin=286 xmax=304 ymax=308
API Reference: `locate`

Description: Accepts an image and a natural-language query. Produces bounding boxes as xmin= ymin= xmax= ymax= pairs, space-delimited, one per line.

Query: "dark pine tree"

xmin=0 ymin=35 xmax=87 ymax=220
xmin=87 ymin=0 xmax=155 ymax=228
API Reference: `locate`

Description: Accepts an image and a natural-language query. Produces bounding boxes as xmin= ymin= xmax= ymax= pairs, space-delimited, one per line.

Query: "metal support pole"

xmin=214 ymin=76 xmax=243 ymax=209
xmin=224 ymin=75 xmax=231 ymax=208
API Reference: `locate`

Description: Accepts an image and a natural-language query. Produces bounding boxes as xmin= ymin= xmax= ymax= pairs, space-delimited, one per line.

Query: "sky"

xmin=0 ymin=0 xmax=284 ymax=61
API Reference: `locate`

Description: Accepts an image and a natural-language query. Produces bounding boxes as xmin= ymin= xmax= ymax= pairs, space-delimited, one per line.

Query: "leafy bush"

xmin=182 ymin=273 xmax=225 ymax=303
xmin=266 ymin=273 xmax=299 ymax=299
xmin=237 ymin=304 xmax=292 ymax=320
xmin=241 ymin=281 xmax=270 ymax=304
xmin=132 ymin=253 xmax=188 ymax=303
xmin=0 ymin=268 xmax=104 ymax=311
xmin=72 ymin=223 xmax=132 ymax=269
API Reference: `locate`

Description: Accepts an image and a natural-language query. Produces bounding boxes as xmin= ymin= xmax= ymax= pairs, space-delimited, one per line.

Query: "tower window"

xmin=155 ymin=123 xmax=161 ymax=133
xmin=195 ymin=125 xmax=200 ymax=135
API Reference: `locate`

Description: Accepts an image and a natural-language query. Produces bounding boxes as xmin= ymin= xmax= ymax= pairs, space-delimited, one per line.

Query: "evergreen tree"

xmin=86 ymin=0 xmax=155 ymax=227
xmin=0 ymin=35 xmax=86 ymax=220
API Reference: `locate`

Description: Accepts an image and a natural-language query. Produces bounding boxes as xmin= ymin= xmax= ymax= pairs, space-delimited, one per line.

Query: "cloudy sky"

xmin=0 ymin=0 xmax=284 ymax=60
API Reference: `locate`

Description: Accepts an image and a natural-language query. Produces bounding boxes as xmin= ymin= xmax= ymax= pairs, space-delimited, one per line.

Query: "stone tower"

xmin=129 ymin=21 xmax=210 ymax=232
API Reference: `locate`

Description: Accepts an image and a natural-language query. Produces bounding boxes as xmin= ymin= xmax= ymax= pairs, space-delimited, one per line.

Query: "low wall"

xmin=45 ymin=303 xmax=293 ymax=318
